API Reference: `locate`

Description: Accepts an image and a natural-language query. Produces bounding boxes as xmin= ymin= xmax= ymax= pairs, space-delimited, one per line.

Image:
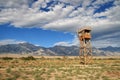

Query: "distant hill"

xmin=0 ymin=43 xmax=40 ymax=54
xmin=99 ymin=46 xmax=120 ymax=52
xmin=0 ymin=43 xmax=56 ymax=56
xmin=49 ymin=46 xmax=79 ymax=56
xmin=0 ymin=42 xmax=120 ymax=56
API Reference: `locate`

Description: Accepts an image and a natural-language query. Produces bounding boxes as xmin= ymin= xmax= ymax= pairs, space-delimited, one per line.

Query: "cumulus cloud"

xmin=92 ymin=37 xmax=120 ymax=48
xmin=0 ymin=0 xmax=120 ymax=47
xmin=0 ymin=0 xmax=33 ymax=9
xmin=0 ymin=39 xmax=26 ymax=45
xmin=54 ymin=35 xmax=79 ymax=47
xmin=0 ymin=0 xmax=119 ymax=32
xmin=92 ymin=31 xmax=120 ymax=48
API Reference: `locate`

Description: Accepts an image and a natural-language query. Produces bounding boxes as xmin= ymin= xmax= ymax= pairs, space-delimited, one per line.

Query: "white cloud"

xmin=0 ymin=0 xmax=120 ymax=47
xmin=92 ymin=0 xmax=113 ymax=5
xmin=44 ymin=18 xmax=80 ymax=32
xmin=92 ymin=38 xmax=120 ymax=48
xmin=32 ymin=0 xmax=50 ymax=10
xmin=92 ymin=31 xmax=120 ymax=48
xmin=54 ymin=41 xmax=72 ymax=46
xmin=0 ymin=39 xmax=26 ymax=45
xmin=0 ymin=0 xmax=32 ymax=9
xmin=58 ymin=0 xmax=90 ymax=8
xmin=58 ymin=0 xmax=82 ymax=5
xmin=54 ymin=35 xmax=79 ymax=46
xmin=0 ymin=0 xmax=119 ymax=32
xmin=95 ymin=32 xmax=120 ymax=40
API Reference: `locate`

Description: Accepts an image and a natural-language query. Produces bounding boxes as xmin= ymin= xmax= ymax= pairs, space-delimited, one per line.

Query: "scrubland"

xmin=0 ymin=56 xmax=120 ymax=80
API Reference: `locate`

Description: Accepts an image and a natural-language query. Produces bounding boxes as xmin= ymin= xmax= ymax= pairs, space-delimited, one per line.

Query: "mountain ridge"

xmin=0 ymin=42 xmax=120 ymax=56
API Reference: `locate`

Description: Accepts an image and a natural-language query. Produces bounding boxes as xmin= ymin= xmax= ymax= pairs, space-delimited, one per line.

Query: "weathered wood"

xmin=77 ymin=27 xmax=92 ymax=65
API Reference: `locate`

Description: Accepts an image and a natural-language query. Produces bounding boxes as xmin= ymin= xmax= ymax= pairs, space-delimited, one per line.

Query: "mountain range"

xmin=0 ymin=42 xmax=120 ymax=56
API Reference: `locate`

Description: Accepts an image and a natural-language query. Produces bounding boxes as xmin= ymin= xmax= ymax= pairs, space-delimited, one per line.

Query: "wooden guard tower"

xmin=77 ymin=27 xmax=92 ymax=64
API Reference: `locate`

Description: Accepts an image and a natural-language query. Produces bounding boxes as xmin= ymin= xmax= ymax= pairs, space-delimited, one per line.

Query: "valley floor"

xmin=0 ymin=56 xmax=120 ymax=80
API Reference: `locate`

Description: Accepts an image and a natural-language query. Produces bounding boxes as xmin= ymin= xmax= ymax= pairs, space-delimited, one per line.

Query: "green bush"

xmin=2 ymin=57 xmax=13 ymax=60
xmin=6 ymin=67 xmax=11 ymax=73
xmin=20 ymin=56 xmax=36 ymax=60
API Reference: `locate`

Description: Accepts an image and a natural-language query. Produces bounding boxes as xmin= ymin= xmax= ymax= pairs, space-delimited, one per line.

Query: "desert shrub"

xmin=10 ymin=71 xmax=20 ymax=80
xmin=11 ymin=59 xmax=19 ymax=63
xmin=6 ymin=67 xmax=11 ymax=73
xmin=34 ymin=75 xmax=45 ymax=80
xmin=2 ymin=57 xmax=13 ymax=60
xmin=74 ymin=57 xmax=79 ymax=60
xmin=62 ymin=56 xmax=68 ymax=60
xmin=102 ymin=76 xmax=109 ymax=80
xmin=107 ymin=58 xmax=120 ymax=60
xmin=20 ymin=56 xmax=36 ymax=60
xmin=6 ymin=77 xmax=14 ymax=80
xmin=56 ymin=57 xmax=62 ymax=60
xmin=34 ymin=68 xmax=46 ymax=80
xmin=40 ymin=56 xmax=46 ymax=60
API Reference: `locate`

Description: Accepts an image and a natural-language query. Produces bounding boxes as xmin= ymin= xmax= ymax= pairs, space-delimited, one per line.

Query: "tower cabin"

xmin=78 ymin=27 xmax=91 ymax=41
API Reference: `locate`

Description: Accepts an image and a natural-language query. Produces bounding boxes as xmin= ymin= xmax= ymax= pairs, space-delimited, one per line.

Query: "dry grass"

xmin=0 ymin=56 xmax=120 ymax=80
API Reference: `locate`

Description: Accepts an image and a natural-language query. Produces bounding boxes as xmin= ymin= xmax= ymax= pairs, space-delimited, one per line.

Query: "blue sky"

xmin=0 ymin=0 xmax=120 ymax=48
xmin=0 ymin=23 xmax=74 ymax=47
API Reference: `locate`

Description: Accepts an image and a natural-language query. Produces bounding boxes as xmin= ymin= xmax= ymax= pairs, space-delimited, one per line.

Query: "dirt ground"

xmin=0 ymin=56 xmax=120 ymax=80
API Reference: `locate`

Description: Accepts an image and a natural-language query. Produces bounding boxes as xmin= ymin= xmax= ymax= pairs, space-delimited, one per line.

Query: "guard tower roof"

xmin=78 ymin=27 xmax=91 ymax=33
